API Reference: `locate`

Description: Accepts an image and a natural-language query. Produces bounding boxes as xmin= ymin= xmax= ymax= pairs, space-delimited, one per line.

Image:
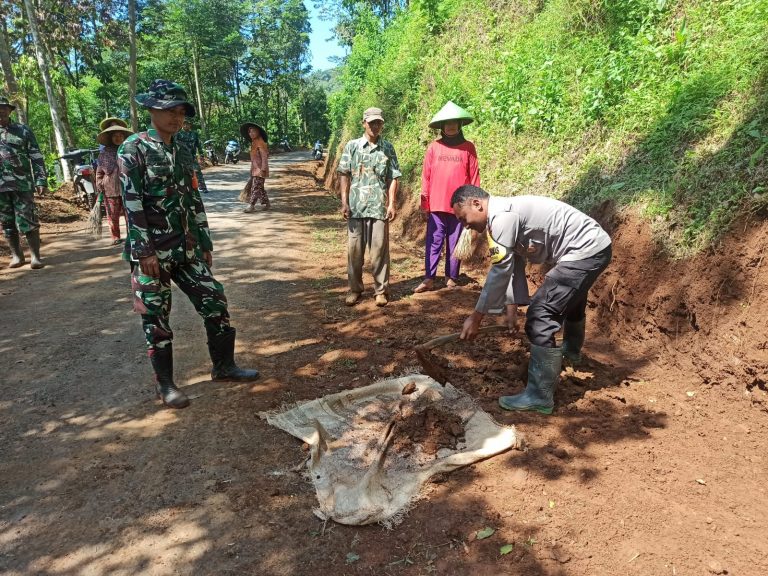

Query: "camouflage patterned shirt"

xmin=0 ymin=122 xmax=48 ymax=193
xmin=176 ymin=128 xmax=203 ymax=158
xmin=337 ymin=136 xmax=401 ymax=220
xmin=118 ymin=128 xmax=213 ymax=264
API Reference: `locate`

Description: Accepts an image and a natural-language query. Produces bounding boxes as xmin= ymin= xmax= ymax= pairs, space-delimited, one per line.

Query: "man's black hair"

xmin=450 ymin=184 xmax=489 ymax=206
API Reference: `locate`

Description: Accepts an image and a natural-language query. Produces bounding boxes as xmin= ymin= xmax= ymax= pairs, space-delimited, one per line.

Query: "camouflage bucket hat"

xmin=0 ymin=96 xmax=17 ymax=110
xmin=240 ymin=122 xmax=268 ymax=143
xmin=428 ymin=101 xmax=474 ymax=129
xmin=135 ymin=79 xmax=196 ymax=117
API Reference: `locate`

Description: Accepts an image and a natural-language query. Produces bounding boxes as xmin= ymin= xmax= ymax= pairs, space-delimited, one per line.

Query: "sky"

xmin=307 ymin=2 xmax=346 ymax=71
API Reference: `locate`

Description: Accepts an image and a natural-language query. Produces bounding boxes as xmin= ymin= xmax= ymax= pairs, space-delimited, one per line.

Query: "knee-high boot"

xmin=208 ymin=327 xmax=260 ymax=381
xmin=499 ymin=344 xmax=562 ymax=415
xmin=562 ymin=318 xmax=586 ymax=364
xmin=5 ymin=231 xmax=25 ymax=268
xmin=149 ymin=345 xmax=190 ymax=409
xmin=25 ymin=229 xmax=44 ymax=269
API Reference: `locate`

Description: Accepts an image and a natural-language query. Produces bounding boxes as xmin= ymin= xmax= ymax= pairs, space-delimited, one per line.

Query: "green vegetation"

xmin=327 ymin=0 xmax=768 ymax=255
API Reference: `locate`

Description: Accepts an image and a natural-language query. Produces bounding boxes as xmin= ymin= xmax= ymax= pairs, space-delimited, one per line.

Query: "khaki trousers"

xmin=347 ymin=217 xmax=389 ymax=295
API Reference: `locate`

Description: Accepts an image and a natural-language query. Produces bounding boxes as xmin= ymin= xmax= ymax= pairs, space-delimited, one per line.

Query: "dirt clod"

xmin=393 ymin=405 xmax=465 ymax=455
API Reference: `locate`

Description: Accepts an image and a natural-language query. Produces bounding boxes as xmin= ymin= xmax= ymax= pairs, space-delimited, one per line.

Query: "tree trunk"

xmin=0 ymin=20 xmax=27 ymax=125
xmin=22 ymin=0 xmax=71 ymax=181
xmin=191 ymin=45 xmax=206 ymax=136
xmin=128 ymin=0 xmax=139 ymax=131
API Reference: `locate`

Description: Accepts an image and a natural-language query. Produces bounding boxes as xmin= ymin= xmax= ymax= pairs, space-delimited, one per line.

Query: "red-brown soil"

xmin=1 ymin=155 xmax=766 ymax=575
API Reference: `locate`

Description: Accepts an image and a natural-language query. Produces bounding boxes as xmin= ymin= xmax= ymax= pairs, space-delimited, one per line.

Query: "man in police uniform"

xmin=176 ymin=118 xmax=208 ymax=193
xmin=119 ymin=79 xmax=259 ymax=409
xmin=452 ymin=185 xmax=612 ymax=415
xmin=0 ymin=96 xmax=47 ymax=269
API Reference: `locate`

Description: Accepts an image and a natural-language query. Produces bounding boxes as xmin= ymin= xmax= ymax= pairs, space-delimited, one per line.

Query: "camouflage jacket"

xmin=0 ymin=122 xmax=48 ymax=193
xmin=176 ymin=129 xmax=203 ymax=157
xmin=118 ymin=128 xmax=213 ymax=264
xmin=337 ymin=136 xmax=401 ymax=220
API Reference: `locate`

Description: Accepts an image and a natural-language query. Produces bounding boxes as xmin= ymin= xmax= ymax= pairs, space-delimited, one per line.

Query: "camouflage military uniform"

xmin=176 ymin=126 xmax=208 ymax=192
xmin=337 ymin=135 xmax=401 ymax=297
xmin=119 ymin=127 xmax=228 ymax=351
xmin=0 ymin=121 xmax=47 ymax=235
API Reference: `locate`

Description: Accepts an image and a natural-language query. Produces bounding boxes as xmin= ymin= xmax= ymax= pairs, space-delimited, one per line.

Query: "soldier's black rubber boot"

xmin=499 ymin=344 xmax=563 ymax=415
xmin=562 ymin=318 xmax=586 ymax=365
xmin=25 ymin=229 xmax=44 ymax=269
xmin=149 ymin=346 xmax=190 ymax=409
xmin=5 ymin=231 xmax=26 ymax=268
xmin=208 ymin=327 xmax=260 ymax=381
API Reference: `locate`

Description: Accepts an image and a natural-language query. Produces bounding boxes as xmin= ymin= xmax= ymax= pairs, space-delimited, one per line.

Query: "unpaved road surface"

xmin=1 ymin=154 xmax=767 ymax=576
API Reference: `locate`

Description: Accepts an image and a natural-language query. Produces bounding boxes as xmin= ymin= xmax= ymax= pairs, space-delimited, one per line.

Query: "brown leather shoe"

xmin=345 ymin=292 xmax=361 ymax=306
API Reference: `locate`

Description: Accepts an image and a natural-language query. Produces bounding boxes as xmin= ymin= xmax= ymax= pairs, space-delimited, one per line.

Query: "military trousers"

xmin=524 ymin=246 xmax=612 ymax=348
xmin=0 ymin=188 xmax=39 ymax=236
xmin=347 ymin=217 xmax=389 ymax=296
xmin=131 ymin=257 xmax=230 ymax=351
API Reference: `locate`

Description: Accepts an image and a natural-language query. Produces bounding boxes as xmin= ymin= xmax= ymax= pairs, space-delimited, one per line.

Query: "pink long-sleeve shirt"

xmin=420 ymin=139 xmax=480 ymax=213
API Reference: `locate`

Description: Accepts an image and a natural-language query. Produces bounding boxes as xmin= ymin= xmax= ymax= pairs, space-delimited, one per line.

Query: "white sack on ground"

xmin=264 ymin=374 xmax=524 ymax=527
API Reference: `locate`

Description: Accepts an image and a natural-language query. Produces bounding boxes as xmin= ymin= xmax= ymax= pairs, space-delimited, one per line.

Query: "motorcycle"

xmin=203 ymin=140 xmax=219 ymax=166
xmin=224 ymin=140 xmax=240 ymax=164
xmin=58 ymin=148 xmax=100 ymax=209
xmin=278 ymin=137 xmax=292 ymax=152
xmin=312 ymin=141 xmax=323 ymax=160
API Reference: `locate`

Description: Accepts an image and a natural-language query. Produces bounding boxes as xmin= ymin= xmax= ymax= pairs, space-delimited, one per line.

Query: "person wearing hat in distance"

xmin=240 ymin=122 xmax=269 ymax=212
xmin=96 ymin=123 xmax=133 ymax=245
xmin=337 ymin=107 xmax=402 ymax=307
xmin=0 ymin=95 xmax=48 ymax=269
xmin=452 ymin=185 xmax=612 ymax=415
xmin=177 ymin=118 xmax=208 ymax=193
xmin=414 ymin=101 xmax=480 ymax=294
xmin=119 ymin=79 xmax=260 ymax=409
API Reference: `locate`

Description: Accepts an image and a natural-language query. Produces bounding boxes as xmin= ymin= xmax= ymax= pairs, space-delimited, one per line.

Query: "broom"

xmin=451 ymin=227 xmax=474 ymax=261
xmin=86 ymin=192 xmax=104 ymax=239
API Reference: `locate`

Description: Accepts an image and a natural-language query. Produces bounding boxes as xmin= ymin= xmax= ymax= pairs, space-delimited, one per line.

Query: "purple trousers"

xmin=424 ymin=211 xmax=462 ymax=280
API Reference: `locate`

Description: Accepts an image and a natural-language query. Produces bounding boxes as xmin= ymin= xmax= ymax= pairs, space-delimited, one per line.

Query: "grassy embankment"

xmin=326 ymin=0 xmax=768 ymax=256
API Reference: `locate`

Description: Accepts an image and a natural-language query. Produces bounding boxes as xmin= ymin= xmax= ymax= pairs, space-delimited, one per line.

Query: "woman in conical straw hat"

xmin=96 ymin=124 xmax=133 ymax=244
xmin=240 ymin=122 xmax=270 ymax=212
xmin=414 ymin=101 xmax=480 ymax=293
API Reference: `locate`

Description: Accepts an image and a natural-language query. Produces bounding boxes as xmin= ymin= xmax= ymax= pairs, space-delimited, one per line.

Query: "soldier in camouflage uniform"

xmin=120 ymin=79 xmax=259 ymax=409
xmin=0 ymin=96 xmax=47 ymax=269
xmin=337 ymin=107 xmax=401 ymax=307
xmin=176 ymin=118 xmax=208 ymax=193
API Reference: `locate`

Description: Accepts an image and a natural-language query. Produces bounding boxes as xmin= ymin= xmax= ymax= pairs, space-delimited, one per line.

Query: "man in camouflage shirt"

xmin=176 ymin=118 xmax=208 ymax=193
xmin=0 ymin=96 xmax=47 ymax=269
xmin=337 ymin=107 xmax=401 ymax=307
xmin=120 ymin=79 xmax=259 ymax=409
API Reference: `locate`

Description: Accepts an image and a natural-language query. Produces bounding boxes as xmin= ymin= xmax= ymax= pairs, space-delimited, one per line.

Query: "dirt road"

xmin=1 ymin=155 xmax=767 ymax=575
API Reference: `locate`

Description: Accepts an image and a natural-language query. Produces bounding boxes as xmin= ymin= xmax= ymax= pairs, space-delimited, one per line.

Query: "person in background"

xmin=414 ymin=101 xmax=480 ymax=293
xmin=0 ymin=95 xmax=47 ymax=269
xmin=337 ymin=107 xmax=401 ymax=307
xmin=240 ymin=122 xmax=270 ymax=212
xmin=176 ymin=118 xmax=209 ymax=193
xmin=96 ymin=124 xmax=133 ymax=245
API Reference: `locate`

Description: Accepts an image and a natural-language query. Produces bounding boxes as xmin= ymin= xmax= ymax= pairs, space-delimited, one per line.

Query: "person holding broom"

xmin=119 ymin=79 xmax=261 ymax=409
xmin=452 ymin=185 xmax=612 ymax=415
xmin=96 ymin=123 xmax=133 ymax=245
xmin=240 ymin=122 xmax=270 ymax=212
xmin=414 ymin=102 xmax=480 ymax=293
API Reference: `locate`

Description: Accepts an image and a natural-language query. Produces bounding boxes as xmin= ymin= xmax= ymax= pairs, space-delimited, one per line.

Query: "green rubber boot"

xmin=5 ymin=231 xmax=26 ymax=268
xmin=562 ymin=318 xmax=586 ymax=364
xmin=499 ymin=344 xmax=562 ymax=414
xmin=25 ymin=229 xmax=44 ymax=269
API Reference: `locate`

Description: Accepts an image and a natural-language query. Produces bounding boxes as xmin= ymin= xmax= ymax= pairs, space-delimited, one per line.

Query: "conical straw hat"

xmin=428 ymin=101 xmax=474 ymax=129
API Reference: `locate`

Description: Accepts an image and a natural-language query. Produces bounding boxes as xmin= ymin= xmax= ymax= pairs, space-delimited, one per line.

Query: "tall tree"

xmin=22 ymin=0 xmax=71 ymax=180
xmin=0 ymin=18 xmax=27 ymax=124
xmin=128 ymin=0 xmax=138 ymax=130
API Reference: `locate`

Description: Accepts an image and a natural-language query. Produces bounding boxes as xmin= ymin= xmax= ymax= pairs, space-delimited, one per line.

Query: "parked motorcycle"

xmin=224 ymin=140 xmax=240 ymax=164
xmin=58 ymin=148 xmax=100 ymax=209
xmin=312 ymin=141 xmax=323 ymax=160
xmin=203 ymin=140 xmax=219 ymax=166
xmin=278 ymin=137 xmax=292 ymax=152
